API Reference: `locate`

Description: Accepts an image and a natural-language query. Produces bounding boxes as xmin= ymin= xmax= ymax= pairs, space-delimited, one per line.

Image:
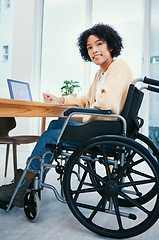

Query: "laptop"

xmin=7 ymin=79 xmax=33 ymax=101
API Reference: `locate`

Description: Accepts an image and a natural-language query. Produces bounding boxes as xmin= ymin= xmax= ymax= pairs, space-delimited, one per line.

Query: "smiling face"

xmin=86 ymin=35 xmax=114 ymax=72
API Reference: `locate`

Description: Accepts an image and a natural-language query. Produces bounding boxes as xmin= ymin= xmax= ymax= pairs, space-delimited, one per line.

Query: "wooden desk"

xmin=0 ymin=98 xmax=69 ymax=133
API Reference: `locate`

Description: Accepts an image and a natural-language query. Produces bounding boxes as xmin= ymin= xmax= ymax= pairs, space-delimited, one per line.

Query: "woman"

xmin=0 ymin=23 xmax=133 ymax=207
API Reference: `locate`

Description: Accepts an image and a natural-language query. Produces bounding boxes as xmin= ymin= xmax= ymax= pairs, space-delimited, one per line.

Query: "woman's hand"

xmin=42 ymin=93 xmax=64 ymax=104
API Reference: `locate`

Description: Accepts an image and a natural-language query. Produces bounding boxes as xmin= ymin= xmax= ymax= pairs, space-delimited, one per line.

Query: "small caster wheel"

xmin=24 ymin=191 xmax=40 ymax=222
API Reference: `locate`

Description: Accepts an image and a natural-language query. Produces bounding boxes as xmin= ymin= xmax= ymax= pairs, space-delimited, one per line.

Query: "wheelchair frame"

xmin=2 ymin=76 xmax=159 ymax=239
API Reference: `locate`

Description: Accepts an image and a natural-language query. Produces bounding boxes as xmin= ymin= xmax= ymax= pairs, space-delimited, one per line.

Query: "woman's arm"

xmin=42 ymin=93 xmax=64 ymax=104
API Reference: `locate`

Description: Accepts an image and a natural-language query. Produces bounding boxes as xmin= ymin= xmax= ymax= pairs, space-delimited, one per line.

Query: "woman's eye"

xmin=87 ymin=47 xmax=92 ymax=50
xmin=97 ymin=42 xmax=102 ymax=46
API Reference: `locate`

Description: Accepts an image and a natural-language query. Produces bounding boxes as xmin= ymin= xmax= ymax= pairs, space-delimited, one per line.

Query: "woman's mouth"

xmin=93 ymin=54 xmax=102 ymax=60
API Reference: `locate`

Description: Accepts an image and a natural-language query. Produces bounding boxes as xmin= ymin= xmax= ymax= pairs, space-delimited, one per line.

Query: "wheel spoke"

xmin=115 ymin=151 xmax=135 ymax=182
xmin=112 ymin=195 xmax=123 ymax=230
xmin=76 ymin=202 xmax=105 ymax=212
xmin=118 ymin=190 xmax=151 ymax=215
xmin=88 ymin=195 xmax=108 ymax=221
xmin=126 ymin=171 xmax=141 ymax=195
xmin=73 ymin=170 xmax=87 ymax=201
xmin=119 ymin=179 xmax=156 ymax=188
xmin=130 ymin=157 xmax=145 ymax=167
xmin=102 ymin=145 xmax=111 ymax=180
xmin=76 ymin=159 xmax=106 ymax=184
xmin=71 ymin=186 xmax=104 ymax=195
xmin=130 ymin=168 xmax=155 ymax=180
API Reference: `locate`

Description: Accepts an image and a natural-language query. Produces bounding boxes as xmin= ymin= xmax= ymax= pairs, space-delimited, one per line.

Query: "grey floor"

xmin=0 ymin=146 xmax=159 ymax=240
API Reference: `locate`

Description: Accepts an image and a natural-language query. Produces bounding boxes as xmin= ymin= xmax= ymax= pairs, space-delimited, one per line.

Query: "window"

xmin=41 ymin=0 xmax=86 ymax=98
xmin=91 ymin=0 xmax=143 ymax=79
xmin=149 ymin=0 xmax=159 ymax=144
xmin=41 ymin=0 xmax=143 ymax=100
xmin=5 ymin=0 xmax=11 ymax=8
xmin=0 ymin=0 xmax=14 ymax=99
xmin=3 ymin=45 xmax=9 ymax=61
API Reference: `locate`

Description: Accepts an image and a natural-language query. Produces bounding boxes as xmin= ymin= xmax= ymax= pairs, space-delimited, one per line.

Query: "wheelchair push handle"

xmin=147 ymin=85 xmax=159 ymax=93
xmin=143 ymin=76 xmax=159 ymax=87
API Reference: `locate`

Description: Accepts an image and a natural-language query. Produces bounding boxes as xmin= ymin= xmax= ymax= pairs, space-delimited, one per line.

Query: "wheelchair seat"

xmin=61 ymin=83 xmax=144 ymax=144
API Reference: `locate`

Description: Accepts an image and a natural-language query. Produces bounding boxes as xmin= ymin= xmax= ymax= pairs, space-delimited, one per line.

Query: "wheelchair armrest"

xmin=64 ymin=107 xmax=111 ymax=116
xmin=56 ymin=107 xmax=127 ymax=145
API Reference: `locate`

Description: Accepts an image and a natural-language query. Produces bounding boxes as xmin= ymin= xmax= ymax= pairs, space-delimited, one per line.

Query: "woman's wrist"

xmin=58 ymin=97 xmax=65 ymax=104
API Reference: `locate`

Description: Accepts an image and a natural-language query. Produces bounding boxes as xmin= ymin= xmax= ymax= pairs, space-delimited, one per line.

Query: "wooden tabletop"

xmin=0 ymin=98 xmax=69 ymax=117
xmin=0 ymin=98 xmax=70 ymax=133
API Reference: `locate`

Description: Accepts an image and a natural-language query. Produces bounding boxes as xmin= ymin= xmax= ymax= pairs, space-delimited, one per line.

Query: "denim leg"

xmin=26 ymin=119 xmax=82 ymax=171
xmin=47 ymin=119 xmax=66 ymax=130
xmin=47 ymin=119 xmax=83 ymax=129
xmin=26 ymin=128 xmax=61 ymax=170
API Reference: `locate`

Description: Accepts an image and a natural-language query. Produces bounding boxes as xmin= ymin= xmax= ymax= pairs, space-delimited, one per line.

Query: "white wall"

xmin=10 ymin=0 xmax=43 ymax=140
xmin=0 ymin=0 xmax=43 ymax=157
xmin=11 ymin=0 xmax=43 ymax=103
xmin=0 ymin=0 xmax=14 ymax=98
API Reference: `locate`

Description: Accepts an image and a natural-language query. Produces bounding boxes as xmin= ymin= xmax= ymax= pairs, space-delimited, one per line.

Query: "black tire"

xmin=24 ymin=191 xmax=40 ymax=223
xmin=136 ymin=133 xmax=159 ymax=161
xmin=118 ymin=133 xmax=159 ymax=207
xmin=63 ymin=135 xmax=159 ymax=239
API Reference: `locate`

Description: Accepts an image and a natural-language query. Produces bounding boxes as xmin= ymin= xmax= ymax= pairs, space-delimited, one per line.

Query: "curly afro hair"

xmin=77 ymin=23 xmax=123 ymax=62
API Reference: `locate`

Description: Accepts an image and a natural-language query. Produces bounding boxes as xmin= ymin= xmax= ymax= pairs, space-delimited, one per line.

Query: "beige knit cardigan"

xmin=63 ymin=59 xmax=134 ymax=123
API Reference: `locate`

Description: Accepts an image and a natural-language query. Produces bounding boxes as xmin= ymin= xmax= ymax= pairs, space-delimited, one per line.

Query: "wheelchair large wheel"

xmin=63 ymin=135 xmax=159 ymax=239
xmin=117 ymin=133 xmax=159 ymax=207
xmin=136 ymin=133 xmax=159 ymax=161
xmin=24 ymin=191 xmax=40 ymax=223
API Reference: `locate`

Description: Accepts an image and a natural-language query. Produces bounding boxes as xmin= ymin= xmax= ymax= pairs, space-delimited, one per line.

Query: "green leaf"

xmin=61 ymin=79 xmax=81 ymax=94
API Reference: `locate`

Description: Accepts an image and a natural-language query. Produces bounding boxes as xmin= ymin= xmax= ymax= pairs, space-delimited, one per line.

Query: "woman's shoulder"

xmin=109 ymin=59 xmax=131 ymax=70
xmin=107 ymin=59 xmax=134 ymax=81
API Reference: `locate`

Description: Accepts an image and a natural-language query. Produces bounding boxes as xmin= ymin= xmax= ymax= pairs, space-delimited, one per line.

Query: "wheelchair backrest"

xmin=61 ymin=84 xmax=144 ymax=143
xmin=121 ymin=84 xmax=144 ymax=138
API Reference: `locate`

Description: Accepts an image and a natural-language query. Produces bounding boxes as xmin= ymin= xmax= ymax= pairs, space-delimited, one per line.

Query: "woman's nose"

xmin=92 ymin=46 xmax=98 ymax=53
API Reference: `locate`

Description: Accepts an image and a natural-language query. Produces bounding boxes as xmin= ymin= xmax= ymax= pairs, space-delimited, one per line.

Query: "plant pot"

xmin=62 ymin=93 xmax=77 ymax=97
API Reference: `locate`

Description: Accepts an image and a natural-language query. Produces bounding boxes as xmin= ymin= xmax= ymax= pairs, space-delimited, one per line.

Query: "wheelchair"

xmin=2 ymin=76 xmax=159 ymax=239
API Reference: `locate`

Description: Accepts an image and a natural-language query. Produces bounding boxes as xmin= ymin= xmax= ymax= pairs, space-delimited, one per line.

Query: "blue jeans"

xmin=26 ymin=120 xmax=83 ymax=171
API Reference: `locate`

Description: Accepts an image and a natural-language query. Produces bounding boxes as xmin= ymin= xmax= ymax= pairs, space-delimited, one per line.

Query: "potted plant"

xmin=61 ymin=80 xmax=81 ymax=96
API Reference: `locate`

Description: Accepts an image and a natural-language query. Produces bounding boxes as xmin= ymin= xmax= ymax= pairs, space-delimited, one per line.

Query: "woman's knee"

xmin=47 ymin=119 xmax=65 ymax=130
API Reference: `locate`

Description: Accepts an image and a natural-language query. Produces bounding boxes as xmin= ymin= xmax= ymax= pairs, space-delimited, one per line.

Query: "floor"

xmin=0 ymin=146 xmax=159 ymax=240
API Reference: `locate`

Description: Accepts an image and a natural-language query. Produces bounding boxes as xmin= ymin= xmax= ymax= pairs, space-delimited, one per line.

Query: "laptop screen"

xmin=7 ymin=79 xmax=33 ymax=101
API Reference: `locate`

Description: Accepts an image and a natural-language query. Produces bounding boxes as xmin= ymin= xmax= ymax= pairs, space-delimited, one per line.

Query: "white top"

xmin=95 ymin=72 xmax=105 ymax=101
